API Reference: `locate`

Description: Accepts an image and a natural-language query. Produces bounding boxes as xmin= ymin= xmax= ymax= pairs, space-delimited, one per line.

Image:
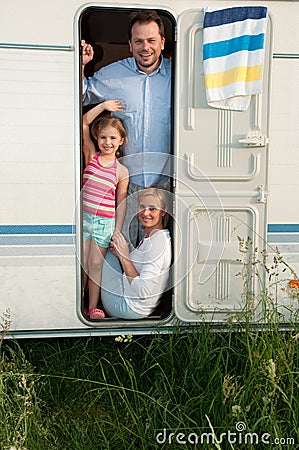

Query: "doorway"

xmin=78 ymin=6 xmax=176 ymax=323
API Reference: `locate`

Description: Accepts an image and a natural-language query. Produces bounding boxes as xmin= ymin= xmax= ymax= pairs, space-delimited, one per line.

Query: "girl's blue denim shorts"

xmin=83 ymin=212 xmax=115 ymax=248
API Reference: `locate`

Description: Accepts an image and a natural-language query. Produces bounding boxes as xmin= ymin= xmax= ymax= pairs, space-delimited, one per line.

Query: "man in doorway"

xmin=81 ymin=10 xmax=172 ymax=248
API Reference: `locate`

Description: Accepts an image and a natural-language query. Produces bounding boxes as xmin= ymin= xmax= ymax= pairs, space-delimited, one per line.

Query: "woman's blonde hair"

xmin=138 ymin=186 xmax=170 ymax=229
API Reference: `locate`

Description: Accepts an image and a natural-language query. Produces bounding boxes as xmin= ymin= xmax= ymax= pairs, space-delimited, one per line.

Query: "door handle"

xmin=239 ymin=135 xmax=269 ymax=147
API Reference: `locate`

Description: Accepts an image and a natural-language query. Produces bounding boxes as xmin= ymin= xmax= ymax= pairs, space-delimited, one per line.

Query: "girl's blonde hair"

xmin=91 ymin=116 xmax=127 ymax=158
xmin=138 ymin=186 xmax=170 ymax=229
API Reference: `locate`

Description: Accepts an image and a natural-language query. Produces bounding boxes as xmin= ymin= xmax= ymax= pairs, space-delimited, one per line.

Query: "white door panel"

xmin=174 ymin=196 xmax=263 ymax=322
xmin=174 ymin=9 xmax=272 ymax=322
xmin=176 ymin=9 xmax=271 ymax=183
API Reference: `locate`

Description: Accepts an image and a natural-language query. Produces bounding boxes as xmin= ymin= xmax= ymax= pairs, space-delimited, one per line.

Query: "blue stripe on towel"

xmin=204 ymin=6 xmax=268 ymax=28
xmin=203 ymin=33 xmax=265 ymax=60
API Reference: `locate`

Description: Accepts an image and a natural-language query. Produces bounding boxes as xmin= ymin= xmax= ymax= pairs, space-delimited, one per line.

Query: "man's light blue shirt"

xmin=83 ymin=56 xmax=171 ymax=187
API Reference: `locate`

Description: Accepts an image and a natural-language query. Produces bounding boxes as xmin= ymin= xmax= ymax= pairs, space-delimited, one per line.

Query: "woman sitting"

xmin=101 ymin=187 xmax=172 ymax=319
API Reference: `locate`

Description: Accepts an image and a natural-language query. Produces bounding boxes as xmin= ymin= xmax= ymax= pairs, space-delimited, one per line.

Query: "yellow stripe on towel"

xmin=205 ymin=65 xmax=263 ymax=89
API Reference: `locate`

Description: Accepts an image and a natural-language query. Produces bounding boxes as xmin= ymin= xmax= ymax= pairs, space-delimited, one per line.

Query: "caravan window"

xmin=79 ymin=7 xmax=175 ymax=322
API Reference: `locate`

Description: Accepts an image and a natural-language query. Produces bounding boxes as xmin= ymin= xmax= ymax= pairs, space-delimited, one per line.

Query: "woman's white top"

xmin=123 ymin=229 xmax=171 ymax=315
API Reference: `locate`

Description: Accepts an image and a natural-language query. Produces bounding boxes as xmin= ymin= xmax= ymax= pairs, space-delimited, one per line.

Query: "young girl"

xmin=82 ymin=100 xmax=129 ymax=319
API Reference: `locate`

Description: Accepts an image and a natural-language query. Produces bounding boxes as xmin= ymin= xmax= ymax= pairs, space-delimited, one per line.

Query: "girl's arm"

xmin=114 ymin=164 xmax=129 ymax=234
xmin=82 ymin=114 xmax=96 ymax=166
xmin=82 ymin=100 xmax=124 ymax=165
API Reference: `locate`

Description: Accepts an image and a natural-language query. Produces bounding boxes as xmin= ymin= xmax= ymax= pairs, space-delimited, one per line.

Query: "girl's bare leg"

xmin=83 ymin=239 xmax=92 ymax=290
xmin=88 ymin=240 xmax=107 ymax=310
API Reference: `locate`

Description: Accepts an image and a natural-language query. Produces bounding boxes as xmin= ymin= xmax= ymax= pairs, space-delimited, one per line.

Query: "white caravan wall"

xmin=0 ymin=1 xmax=298 ymax=335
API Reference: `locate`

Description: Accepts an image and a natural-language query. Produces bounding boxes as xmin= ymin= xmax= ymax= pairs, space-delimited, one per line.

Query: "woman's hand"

xmin=110 ymin=233 xmax=130 ymax=260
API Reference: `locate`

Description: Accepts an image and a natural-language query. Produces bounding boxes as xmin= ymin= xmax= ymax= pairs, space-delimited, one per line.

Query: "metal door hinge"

xmin=172 ymin=172 xmax=176 ymax=189
xmin=257 ymin=184 xmax=267 ymax=203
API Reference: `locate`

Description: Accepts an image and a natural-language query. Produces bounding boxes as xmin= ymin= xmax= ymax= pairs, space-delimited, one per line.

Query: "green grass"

xmin=1 ymin=242 xmax=298 ymax=449
xmin=0 ymin=322 xmax=298 ymax=450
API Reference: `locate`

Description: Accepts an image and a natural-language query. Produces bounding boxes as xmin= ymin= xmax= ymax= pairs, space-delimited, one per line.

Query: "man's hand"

xmin=81 ymin=39 xmax=94 ymax=66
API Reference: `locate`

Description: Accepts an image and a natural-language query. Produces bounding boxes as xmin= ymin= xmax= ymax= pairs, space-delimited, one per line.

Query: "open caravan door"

xmin=173 ymin=7 xmax=272 ymax=323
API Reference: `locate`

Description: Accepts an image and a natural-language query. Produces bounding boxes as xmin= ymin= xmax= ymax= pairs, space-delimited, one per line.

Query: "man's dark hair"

xmin=128 ymin=10 xmax=165 ymax=40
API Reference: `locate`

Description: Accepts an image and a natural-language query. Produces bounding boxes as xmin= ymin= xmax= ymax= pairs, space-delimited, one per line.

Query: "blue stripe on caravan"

xmin=268 ymin=234 xmax=299 ymax=243
xmin=268 ymin=224 xmax=299 ymax=233
xmin=203 ymin=34 xmax=265 ymax=60
xmin=0 ymin=225 xmax=75 ymax=246
xmin=203 ymin=6 xmax=268 ymax=28
xmin=267 ymin=224 xmax=299 ymax=243
xmin=0 ymin=236 xmax=74 ymax=245
xmin=0 ymin=225 xmax=75 ymax=235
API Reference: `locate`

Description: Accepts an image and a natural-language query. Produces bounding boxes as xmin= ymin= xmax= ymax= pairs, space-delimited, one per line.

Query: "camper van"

xmin=0 ymin=1 xmax=298 ymax=338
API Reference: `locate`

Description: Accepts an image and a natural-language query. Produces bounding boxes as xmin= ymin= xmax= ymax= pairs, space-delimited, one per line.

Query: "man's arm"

xmin=81 ymin=39 xmax=94 ymax=80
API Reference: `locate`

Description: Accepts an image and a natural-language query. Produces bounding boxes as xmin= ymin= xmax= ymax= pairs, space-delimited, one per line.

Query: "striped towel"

xmin=203 ymin=6 xmax=268 ymax=110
